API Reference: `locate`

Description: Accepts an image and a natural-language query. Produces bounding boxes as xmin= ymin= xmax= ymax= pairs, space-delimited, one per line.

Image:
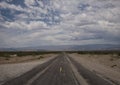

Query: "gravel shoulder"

xmin=0 ymin=54 xmax=56 ymax=85
xmin=69 ymin=53 xmax=120 ymax=85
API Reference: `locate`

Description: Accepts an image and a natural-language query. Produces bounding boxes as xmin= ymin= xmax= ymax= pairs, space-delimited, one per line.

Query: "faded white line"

xmin=65 ymin=53 xmax=89 ymax=85
xmin=60 ymin=67 xmax=63 ymax=72
xmin=25 ymin=57 xmax=58 ymax=85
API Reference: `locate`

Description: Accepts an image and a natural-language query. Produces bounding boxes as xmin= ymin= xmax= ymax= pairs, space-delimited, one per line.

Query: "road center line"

xmin=60 ymin=67 xmax=63 ymax=72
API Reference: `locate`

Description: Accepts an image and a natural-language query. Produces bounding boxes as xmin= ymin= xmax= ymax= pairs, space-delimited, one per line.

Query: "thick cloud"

xmin=0 ymin=0 xmax=120 ymax=47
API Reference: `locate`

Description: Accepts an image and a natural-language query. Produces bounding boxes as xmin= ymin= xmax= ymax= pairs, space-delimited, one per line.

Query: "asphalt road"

xmin=2 ymin=53 xmax=114 ymax=85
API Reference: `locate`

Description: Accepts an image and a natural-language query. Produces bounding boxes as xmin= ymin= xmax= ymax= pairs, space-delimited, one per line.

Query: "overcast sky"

xmin=0 ymin=0 xmax=120 ymax=48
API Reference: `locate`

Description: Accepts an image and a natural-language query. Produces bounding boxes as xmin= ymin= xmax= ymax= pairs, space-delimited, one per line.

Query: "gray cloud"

xmin=0 ymin=0 xmax=120 ymax=47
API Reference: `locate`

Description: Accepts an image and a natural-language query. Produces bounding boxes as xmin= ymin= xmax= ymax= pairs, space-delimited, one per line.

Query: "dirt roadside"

xmin=69 ymin=53 xmax=120 ymax=85
xmin=0 ymin=54 xmax=57 ymax=85
xmin=0 ymin=54 xmax=57 ymax=64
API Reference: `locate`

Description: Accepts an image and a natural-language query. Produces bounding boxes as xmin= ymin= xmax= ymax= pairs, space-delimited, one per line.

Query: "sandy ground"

xmin=0 ymin=54 xmax=56 ymax=64
xmin=0 ymin=54 xmax=57 ymax=85
xmin=69 ymin=53 xmax=120 ymax=84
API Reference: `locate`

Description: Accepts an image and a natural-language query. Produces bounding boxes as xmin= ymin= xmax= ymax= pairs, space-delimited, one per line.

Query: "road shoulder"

xmin=69 ymin=53 xmax=120 ymax=85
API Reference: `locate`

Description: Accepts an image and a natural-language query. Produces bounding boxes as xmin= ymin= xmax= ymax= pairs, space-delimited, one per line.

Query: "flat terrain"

xmin=0 ymin=54 xmax=56 ymax=85
xmin=0 ymin=54 xmax=56 ymax=64
xmin=70 ymin=53 xmax=120 ymax=85
xmin=1 ymin=53 xmax=117 ymax=85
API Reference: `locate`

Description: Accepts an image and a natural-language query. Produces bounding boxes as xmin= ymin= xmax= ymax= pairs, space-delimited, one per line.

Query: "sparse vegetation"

xmin=38 ymin=56 xmax=44 ymax=59
xmin=0 ymin=51 xmax=58 ymax=64
xmin=0 ymin=51 xmax=120 ymax=57
xmin=5 ymin=57 xmax=10 ymax=60
xmin=111 ymin=64 xmax=117 ymax=68
xmin=110 ymin=58 xmax=114 ymax=61
xmin=66 ymin=50 xmax=120 ymax=55
xmin=0 ymin=51 xmax=60 ymax=57
xmin=112 ymin=54 xmax=120 ymax=59
xmin=3 ymin=54 xmax=11 ymax=60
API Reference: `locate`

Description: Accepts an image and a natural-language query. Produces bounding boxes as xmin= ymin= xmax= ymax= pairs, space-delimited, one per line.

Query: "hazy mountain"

xmin=0 ymin=44 xmax=120 ymax=51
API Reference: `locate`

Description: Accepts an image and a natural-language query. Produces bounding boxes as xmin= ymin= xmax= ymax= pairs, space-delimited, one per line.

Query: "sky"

xmin=0 ymin=0 xmax=120 ymax=48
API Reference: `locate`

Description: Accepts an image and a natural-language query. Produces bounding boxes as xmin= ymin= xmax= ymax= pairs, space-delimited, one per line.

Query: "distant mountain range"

xmin=0 ymin=44 xmax=120 ymax=51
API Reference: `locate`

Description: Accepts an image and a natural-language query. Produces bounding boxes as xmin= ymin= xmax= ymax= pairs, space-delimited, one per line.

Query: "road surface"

xmin=2 ymin=53 xmax=114 ymax=85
